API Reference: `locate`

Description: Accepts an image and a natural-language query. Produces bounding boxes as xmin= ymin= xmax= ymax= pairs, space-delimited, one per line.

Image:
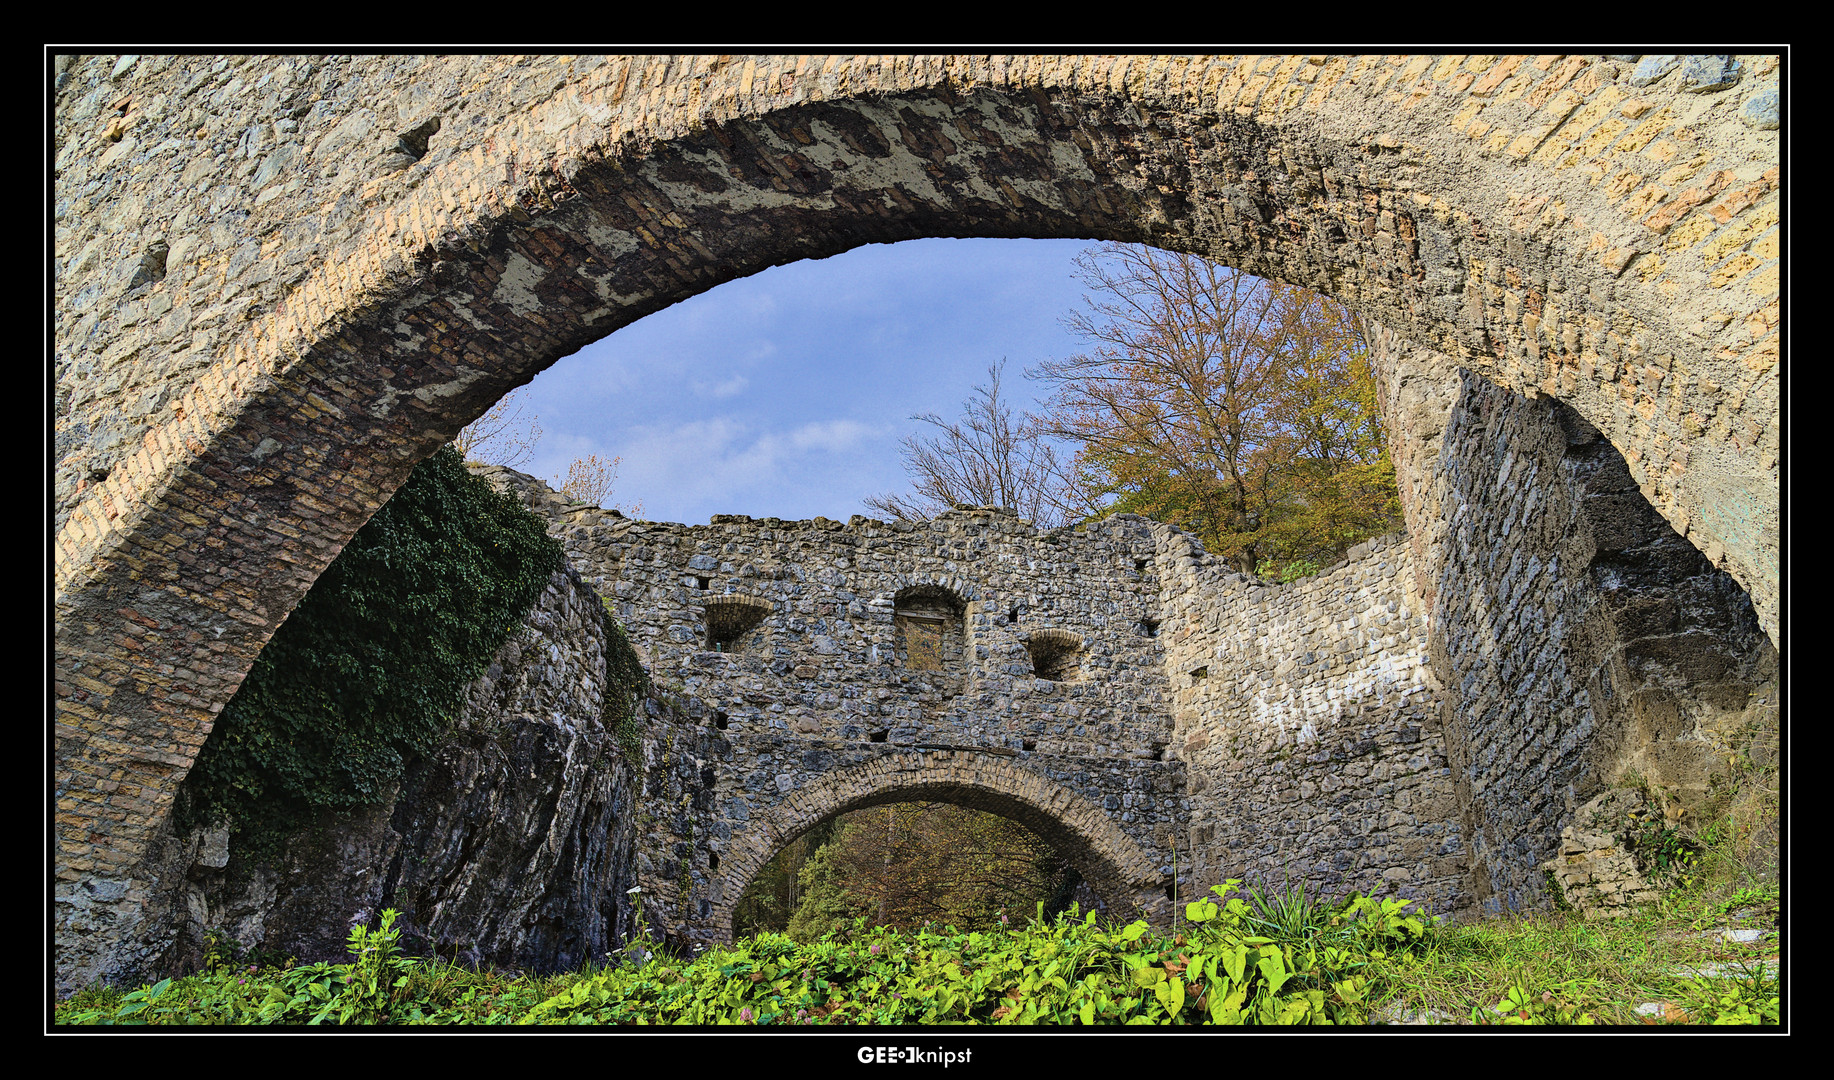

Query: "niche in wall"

xmin=703 ymin=596 xmax=773 ymax=653
xmin=1026 ymin=628 xmax=1085 ymax=682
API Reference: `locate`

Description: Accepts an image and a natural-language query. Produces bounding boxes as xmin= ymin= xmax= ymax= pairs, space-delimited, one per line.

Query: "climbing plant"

xmin=598 ymin=597 xmax=650 ymax=768
xmin=177 ymin=445 xmax=564 ymax=860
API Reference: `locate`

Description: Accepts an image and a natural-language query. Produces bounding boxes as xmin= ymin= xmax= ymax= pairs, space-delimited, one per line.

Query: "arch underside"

xmin=712 ymin=753 xmax=1177 ymax=941
xmin=53 ymin=55 xmax=1779 ymax=989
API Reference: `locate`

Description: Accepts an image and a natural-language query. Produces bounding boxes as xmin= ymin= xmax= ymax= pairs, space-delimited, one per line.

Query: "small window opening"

xmin=1134 ymin=558 xmax=1148 ymax=574
xmin=695 ymin=576 xmax=711 ymax=590
xmin=715 ymin=711 xmax=729 ymax=730
xmin=709 ymin=851 xmax=720 ymax=870
xmin=1138 ymin=618 xmax=1160 ymax=638
xmin=897 ymin=613 xmax=946 ymax=670
xmin=1022 ymin=739 xmax=1036 ymax=752
xmin=1189 ymin=666 xmax=1208 ymax=681
xmin=1008 ymin=605 xmax=1021 ymax=624
xmin=893 ymin=585 xmax=966 ymax=675
xmin=704 ymin=596 xmax=771 ymax=653
xmin=1026 ymin=630 xmax=1084 ymax=682
xmin=869 ymin=730 xmax=888 ymax=743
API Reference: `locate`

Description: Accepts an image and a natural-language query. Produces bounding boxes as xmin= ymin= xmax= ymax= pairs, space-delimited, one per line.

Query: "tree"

xmin=777 ymin=802 xmax=1075 ymax=939
xmin=1032 ymin=243 xmax=1399 ymax=578
xmin=863 ymin=361 xmax=1088 ymax=528
xmin=455 ymin=390 xmax=644 ymax=515
xmin=453 ymin=388 xmax=542 ymax=469
xmin=556 ymin=453 xmax=644 ymax=516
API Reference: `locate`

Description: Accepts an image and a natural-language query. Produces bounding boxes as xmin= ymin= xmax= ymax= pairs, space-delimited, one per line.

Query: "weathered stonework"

xmin=1155 ymin=528 xmax=1468 ymax=913
xmin=53 ymin=53 xmax=1782 ymax=989
xmin=1540 ymin=788 xmax=1665 ymax=915
xmin=115 ymin=564 xmax=646 ymax=985
xmin=1374 ymin=333 xmax=1776 ymax=914
xmin=481 ymin=465 xmax=1193 ymax=940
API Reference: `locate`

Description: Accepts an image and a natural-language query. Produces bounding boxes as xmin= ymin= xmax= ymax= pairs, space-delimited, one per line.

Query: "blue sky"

xmin=496 ymin=237 xmax=1107 ymax=525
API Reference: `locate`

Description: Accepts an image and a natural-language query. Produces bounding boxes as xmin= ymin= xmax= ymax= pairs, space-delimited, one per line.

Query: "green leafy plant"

xmin=1672 ymin=962 xmax=1780 ymax=1025
xmin=1243 ymin=875 xmax=1334 ymax=943
xmin=57 ymin=879 xmax=1778 ymax=1027
xmin=1478 ymin=980 xmax=1598 ymax=1025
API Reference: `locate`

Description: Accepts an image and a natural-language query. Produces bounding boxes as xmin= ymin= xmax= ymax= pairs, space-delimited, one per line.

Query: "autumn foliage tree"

xmin=1033 ymin=243 xmax=1399 ymax=580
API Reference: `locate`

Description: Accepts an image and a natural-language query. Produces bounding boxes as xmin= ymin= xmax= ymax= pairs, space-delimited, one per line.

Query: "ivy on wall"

xmin=177 ymin=445 xmax=564 ymax=859
xmin=599 ymin=598 xmax=650 ymax=768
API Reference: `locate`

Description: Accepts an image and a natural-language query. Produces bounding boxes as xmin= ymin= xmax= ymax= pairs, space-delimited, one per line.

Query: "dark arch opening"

xmin=732 ymin=799 xmax=1091 ymax=940
xmin=717 ymin=763 xmax=1172 ymax=944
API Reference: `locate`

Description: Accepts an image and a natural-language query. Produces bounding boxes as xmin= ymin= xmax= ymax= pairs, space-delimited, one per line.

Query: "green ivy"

xmin=177 ymin=445 xmax=563 ymax=860
xmin=598 ymin=598 xmax=649 ymax=768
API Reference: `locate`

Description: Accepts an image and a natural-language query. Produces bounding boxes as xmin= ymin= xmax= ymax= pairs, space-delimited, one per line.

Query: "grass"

xmin=53 ymin=873 xmax=1780 ymax=1026
xmin=1369 ymin=885 xmax=1780 ymax=1025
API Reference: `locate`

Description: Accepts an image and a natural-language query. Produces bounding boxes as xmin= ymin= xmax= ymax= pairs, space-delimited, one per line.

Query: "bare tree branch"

xmin=453 ymin=388 xmax=542 ymax=469
xmin=863 ymin=361 xmax=1093 ymax=529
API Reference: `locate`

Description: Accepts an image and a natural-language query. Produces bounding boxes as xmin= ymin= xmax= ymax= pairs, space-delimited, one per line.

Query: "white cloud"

xmin=785 ymin=419 xmax=872 ymax=453
xmin=587 ymin=415 xmax=890 ymax=523
xmin=695 ymin=373 xmax=750 ymax=399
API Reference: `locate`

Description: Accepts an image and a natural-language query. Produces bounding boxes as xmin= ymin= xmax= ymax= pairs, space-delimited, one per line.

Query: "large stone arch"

xmin=54 ymin=54 xmax=1780 ymax=986
xmin=713 ymin=751 xmax=1172 ymax=939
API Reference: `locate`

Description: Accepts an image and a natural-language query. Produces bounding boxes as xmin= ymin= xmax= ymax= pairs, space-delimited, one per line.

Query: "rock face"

xmin=166 ymin=565 xmax=645 ymax=975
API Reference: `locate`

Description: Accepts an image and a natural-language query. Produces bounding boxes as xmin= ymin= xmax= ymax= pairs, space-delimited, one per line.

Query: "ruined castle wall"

xmin=1156 ymin=527 xmax=1468 ymax=914
xmin=473 ymin=467 xmax=1189 ymax=931
xmin=1420 ymin=369 xmax=1776 ymax=913
xmin=481 ymin=467 xmax=1177 ymax=762
xmin=54 ymin=55 xmax=1782 ymax=987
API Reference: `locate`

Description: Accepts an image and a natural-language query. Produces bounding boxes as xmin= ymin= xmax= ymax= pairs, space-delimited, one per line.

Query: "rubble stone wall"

xmin=1155 ymin=527 xmax=1468 ymax=914
xmin=54 ymin=53 xmax=1780 ymax=988
xmin=1417 ymin=367 xmax=1776 ymax=913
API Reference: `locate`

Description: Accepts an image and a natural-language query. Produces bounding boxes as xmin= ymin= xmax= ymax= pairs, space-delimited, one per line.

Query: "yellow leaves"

xmin=1037 ymin=244 xmax=1397 ymax=573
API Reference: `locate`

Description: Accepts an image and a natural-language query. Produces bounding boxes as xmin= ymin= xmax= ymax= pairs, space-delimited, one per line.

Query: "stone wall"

xmin=110 ymin=564 xmax=644 ymax=989
xmin=480 ymin=465 xmax=1483 ymax=935
xmin=1371 ymin=334 xmax=1779 ymax=914
xmin=478 ymin=465 xmax=1191 ymax=933
xmin=1155 ymin=527 xmax=1468 ymax=914
xmin=53 ymin=54 xmax=1781 ymax=988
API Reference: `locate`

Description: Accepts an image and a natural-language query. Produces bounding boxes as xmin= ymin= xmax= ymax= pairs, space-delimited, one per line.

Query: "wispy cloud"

xmin=694 ymin=373 xmax=750 ymax=399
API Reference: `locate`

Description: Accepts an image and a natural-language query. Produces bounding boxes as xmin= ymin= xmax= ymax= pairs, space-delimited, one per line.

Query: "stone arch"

xmin=700 ymin=595 xmax=773 ymax=653
xmin=712 ymin=751 xmax=1171 ymax=940
xmin=53 ymin=54 xmax=1779 ymax=988
xmin=1025 ymin=628 xmax=1086 ymax=682
xmin=887 ymin=578 xmax=978 ymax=610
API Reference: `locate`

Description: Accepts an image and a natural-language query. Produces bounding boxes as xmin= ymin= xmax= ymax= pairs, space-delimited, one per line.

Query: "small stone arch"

xmin=700 ymin=595 xmax=773 ymax=653
xmin=1025 ymin=628 xmax=1086 ymax=682
xmin=711 ymin=751 xmax=1172 ymax=942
